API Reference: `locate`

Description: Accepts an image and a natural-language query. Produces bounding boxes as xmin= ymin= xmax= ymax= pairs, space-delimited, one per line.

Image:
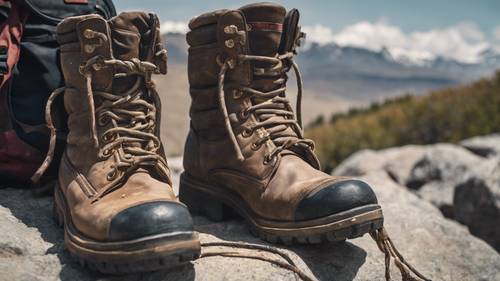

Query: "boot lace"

xmin=199 ymin=227 xmax=430 ymax=281
xmin=32 ymin=44 xmax=170 ymax=201
xmin=218 ymin=52 xmax=314 ymax=162
xmin=215 ymin=32 xmax=429 ymax=281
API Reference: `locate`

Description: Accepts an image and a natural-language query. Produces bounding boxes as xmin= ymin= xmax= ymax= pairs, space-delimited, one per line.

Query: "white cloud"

xmin=160 ymin=21 xmax=188 ymax=34
xmin=161 ymin=19 xmax=499 ymax=64
xmin=301 ymin=25 xmax=336 ymax=45
xmin=303 ymin=21 xmax=498 ymax=64
xmin=493 ymin=26 xmax=500 ymax=42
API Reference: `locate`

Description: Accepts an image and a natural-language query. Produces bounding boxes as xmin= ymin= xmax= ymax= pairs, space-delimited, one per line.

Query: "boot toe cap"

xmin=109 ymin=201 xmax=194 ymax=241
xmin=294 ymin=179 xmax=378 ymax=221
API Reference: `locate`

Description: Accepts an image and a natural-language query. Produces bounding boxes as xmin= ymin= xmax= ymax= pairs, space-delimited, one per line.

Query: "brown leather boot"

xmin=33 ymin=12 xmax=200 ymax=273
xmin=180 ymin=3 xmax=383 ymax=244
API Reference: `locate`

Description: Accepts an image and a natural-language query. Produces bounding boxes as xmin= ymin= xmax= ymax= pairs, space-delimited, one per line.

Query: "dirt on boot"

xmin=180 ymin=2 xmax=383 ymax=245
xmin=33 ymin=12 xmax=200 ymax=274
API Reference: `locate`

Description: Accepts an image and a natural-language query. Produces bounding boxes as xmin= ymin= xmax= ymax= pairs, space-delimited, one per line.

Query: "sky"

xmin=115 ymin=0 xmax=500 ymax=64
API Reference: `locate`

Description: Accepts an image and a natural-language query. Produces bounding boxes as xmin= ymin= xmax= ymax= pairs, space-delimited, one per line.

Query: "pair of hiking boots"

xmin=34 ymin=3 xmax=385 ymax=274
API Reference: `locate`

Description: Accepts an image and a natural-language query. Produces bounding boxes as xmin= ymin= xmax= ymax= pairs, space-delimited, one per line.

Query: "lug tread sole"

xmin=52 ymin=187 xmax=200 ymax=274
xmin=248 ymin=218 xmax=384 ymax=245
xmin=179 ymin=173 xmax=384 ymax=245
xmin=68 ymin=249 xmax=198 ymax=274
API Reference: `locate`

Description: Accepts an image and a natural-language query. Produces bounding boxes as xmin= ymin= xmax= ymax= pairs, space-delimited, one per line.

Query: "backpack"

xmin=0 ymin=0 xmax=116 ymax=186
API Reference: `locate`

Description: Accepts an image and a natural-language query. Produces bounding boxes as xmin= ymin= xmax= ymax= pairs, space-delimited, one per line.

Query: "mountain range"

xmin=156 ymin=32 xmax=500 ymax=155
xmin=165 ymin=32 xmax=500 ymax=102
xmin=297 ymin=42 xmax=500 ymax=101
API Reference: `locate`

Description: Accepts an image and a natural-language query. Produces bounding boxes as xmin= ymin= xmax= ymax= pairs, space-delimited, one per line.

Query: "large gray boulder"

xmin=333 ymin=144 xmax=484 ymax=218
xmin=333 ymin=144 xmax=483 ymax=189
xmin=460 ymin=134 xmax=500 ymax=158
xmin=331 ymin=145 xmax=426 ymax=183
xmin=1 ymin=171 xmax=499 ymax=281
xmin=454 ymin=157 xmax=500 ymax=251
xmin=404 ymin=144 xmax=483 ymax=190
xmin=333 ymin=138 xmax=500 ymax=253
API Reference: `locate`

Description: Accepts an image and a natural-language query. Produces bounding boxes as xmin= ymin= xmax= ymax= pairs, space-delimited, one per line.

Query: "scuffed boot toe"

xmin=109 ymin=201 xmax=195 ymax=241
xmin=294 ymin=180 xmax=378 ymax=221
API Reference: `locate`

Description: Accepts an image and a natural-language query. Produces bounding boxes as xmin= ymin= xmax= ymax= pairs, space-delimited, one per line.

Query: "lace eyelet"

xmin=232 ymin=89 xmax=244 ymax=99
xmin=263 ymin=155 xmax=275 ymax=165
xmin=264 ymin=155 xmax=271 ymax=165
xmin=242 ymin=128 xmax=253 ymax=138
xmin=225 ymin=39 xmax=235 ymax=48
xmin=239 ymin=108 xmax=250 ymax=120
xmin=98 ymin=115 xmax=110 ymax=127
xmin=102 ymin=132 xmax=116 ymax=143
xmin=251 ymin=142 xmax=260 ymax=151
xmin=107 ymin=169 xmax=117 ymax=181
xmin=102 ymin=149 xmax=111 ymax=157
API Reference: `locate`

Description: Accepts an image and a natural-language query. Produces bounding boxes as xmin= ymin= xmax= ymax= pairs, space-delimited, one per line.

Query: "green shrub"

xmin=306 ymin=72 xmax=500 ymax=172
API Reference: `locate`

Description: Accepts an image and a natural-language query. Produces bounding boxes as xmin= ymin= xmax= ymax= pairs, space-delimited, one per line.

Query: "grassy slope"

xmin=306 ymin=72 xmax=500 ymax=172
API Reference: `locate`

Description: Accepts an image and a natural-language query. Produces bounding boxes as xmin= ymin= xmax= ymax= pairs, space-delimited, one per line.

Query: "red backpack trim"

xmin=0 ymin=0 xmax=27 ymax=88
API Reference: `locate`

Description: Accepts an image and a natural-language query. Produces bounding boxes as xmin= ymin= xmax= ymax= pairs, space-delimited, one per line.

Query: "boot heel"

xmin=179 ymin=174 xmax=234 ymax=222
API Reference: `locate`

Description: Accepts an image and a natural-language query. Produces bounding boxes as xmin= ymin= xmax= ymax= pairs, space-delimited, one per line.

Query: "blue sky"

xmin=115 ymin=1 xmax=500 ymax=63
xmin=115 ymin=0 xmax=499 ymax=33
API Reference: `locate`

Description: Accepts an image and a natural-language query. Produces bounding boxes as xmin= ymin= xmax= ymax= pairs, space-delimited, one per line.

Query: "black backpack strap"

xmin=0 ymin=46 xmax=7 ymax=82
xmin=6 ymin=80 xmax=49 ymax=135
xmin=19 ymin=0 xmax=116 ymax=23
xmin=96 ymin=0 xmax=116 ymax=19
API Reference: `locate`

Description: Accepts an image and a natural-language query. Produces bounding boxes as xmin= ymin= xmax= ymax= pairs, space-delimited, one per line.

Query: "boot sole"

xmin=179 ymin=172 xmax=384 ymax=245
xmin=53 ymin=184 xmax=201 ymax=274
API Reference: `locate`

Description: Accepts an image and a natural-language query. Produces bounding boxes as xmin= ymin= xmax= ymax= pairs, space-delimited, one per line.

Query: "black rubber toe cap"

xmin=294 ymin=180 xmax=378 ymax=221
xmin=109 ymin=201 xmax=194 ymax=241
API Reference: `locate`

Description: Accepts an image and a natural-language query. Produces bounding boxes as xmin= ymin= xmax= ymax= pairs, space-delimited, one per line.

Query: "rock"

xmin=333 ymin=144 xmax=483 ymax=190
xmin=416 ymin=181 xmax=455 ymax=219
xmin=460 ymin=134 xmax=500 ymax=158
xmin=1 ymin=171 xmax=499 ymax=281
xmin=332 ymin=140 xmax=500 ymax=252
xmin=454 ymin=157 xmax=500 ymax=251
xmin=405 ymin=144 xmax=483 ymax=190
xmin=334 ymin=143 xmax=485 ymax=221
xmin=332 ymin=145 xmax=426 ymax=184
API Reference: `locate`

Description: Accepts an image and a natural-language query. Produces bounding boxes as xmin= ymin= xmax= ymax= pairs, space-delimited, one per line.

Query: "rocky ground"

xmin=334 ymin=134 xmax=500 ymax=252
xmin=1 ymin=134 xmax=500 ymax=281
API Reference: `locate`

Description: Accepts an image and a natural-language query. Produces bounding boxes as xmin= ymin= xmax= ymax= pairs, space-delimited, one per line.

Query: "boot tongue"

xmin=109 ymin=12 xmax=153 ymax=61
xmin=239 ymin=4 xmax=304 ymax=155
xmin=108 ymin=12 xmax=157 ymax=93
xmin=238 ymin=3 xmax=286 ymax=99
xmin=107 ymin=13 xmax=157 ymax=152
xmin=239 ymin=3 xmax=286 ymax=57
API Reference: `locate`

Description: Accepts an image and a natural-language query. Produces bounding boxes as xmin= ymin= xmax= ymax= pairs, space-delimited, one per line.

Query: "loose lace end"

xmin=370 ymin=227 xmax=431 ymax=281
xmin=31 ymin=87 xmax=66 ymax=183
xmin=84 ymin=73 xmax=99 ymax=148
xmin=217 ymin=61 xmax=245 ymax=162
xmin=200 ymin=241 xmax=315 ymax=281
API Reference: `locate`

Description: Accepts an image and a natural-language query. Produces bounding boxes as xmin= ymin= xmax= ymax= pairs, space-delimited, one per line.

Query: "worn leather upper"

xmin=56 ymin=12 xmax=191 ymax=241
xmin=185 ymin=3 xmax=377 ymax=222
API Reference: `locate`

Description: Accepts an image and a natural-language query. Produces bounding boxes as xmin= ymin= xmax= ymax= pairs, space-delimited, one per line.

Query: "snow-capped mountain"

xmin=295 ymin=42 xmax=500 ymax=100
xmin=162 ymin=32 xmax=500 ymax=102
xmin=479 ymin=48 xmax=500 ymax=65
